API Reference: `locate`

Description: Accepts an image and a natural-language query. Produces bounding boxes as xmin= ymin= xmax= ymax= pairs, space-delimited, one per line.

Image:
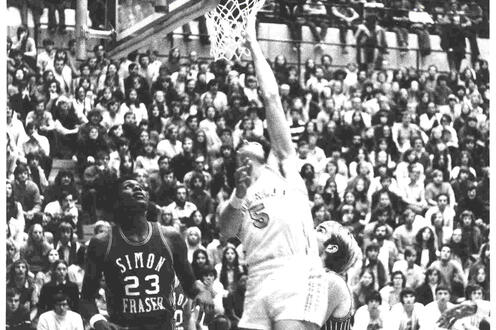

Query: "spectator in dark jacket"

xmin=37 ymin=260 xmax=80 ymax=315
xmin=6 ymin=287 xmax=31 ymax=330
xmin=415 ymin=268 xmax=442 ymax=305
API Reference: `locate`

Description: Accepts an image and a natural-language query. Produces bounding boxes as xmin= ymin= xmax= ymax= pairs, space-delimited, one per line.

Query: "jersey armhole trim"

xmin=103 ymin=229 xmax=113 ymax=263
xmin=158 ymin=223 xmax=174 ymax=265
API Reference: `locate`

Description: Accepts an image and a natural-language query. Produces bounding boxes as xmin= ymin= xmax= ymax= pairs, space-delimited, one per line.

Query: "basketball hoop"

xmin=206 ymin=0 xmax=266 ymax=60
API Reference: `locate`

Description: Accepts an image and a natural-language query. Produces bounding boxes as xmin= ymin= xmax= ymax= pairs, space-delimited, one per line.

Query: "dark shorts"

xmin=109 ymin=319 xmax=174 ymax=330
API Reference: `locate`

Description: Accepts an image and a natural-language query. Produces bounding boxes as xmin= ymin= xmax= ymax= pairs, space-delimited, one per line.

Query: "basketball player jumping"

xmin=80 ymin=179 xmax=213 ymax=330
xmin=315 ymin=221 xmax=362 ymax=330
xmin=218 ymin=19 xmax=329 ymax=330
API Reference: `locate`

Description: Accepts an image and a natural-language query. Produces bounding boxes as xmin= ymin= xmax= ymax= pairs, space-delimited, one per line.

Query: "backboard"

xmin=110 ymin=0 xmax=218 ymax=58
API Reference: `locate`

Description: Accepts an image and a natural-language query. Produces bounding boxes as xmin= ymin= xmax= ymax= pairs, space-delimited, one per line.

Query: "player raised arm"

xmin=162 ymin=226 xmax=214 ymax=314
xmin=243 ymin=19 xmax=295 ymax=161
xmin=80 ymin=236 xmax=110 ymax=330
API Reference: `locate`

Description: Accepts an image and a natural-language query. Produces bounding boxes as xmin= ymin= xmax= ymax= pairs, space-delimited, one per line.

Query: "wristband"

xmin=229 ymin=191 xmax=244 ymax=210
xmin=89 ymin=314 xmax=106 ymax=328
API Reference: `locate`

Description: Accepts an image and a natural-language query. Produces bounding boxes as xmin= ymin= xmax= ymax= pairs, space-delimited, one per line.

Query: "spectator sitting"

xmin=26 ymin=153 xmax=49 ymax=194
xmin=392 ymin=208 xmax=422 ymax=256
xmin=37 ymin=292 xmax=83 ymax=330
xmin=43 ymin=191 xmax=79 ymax=233
xmin=200 ymin=265 xmax=226 ymax=316
xmin=303 ymin=0 xmax=329 ymax=48
xmin=223 ymin=274 xmax=247 ymax=329
xmin=54 ymin=222 xmax=85 ymax=267
xmin=414 ymin=226 xmax=437 ymax=269
xmin=6 ymin=287 xmax=31 ymax=330
xmin=185 ymin=226 xmax=207 ymax=264
xmin=37 ymin=260 xmax=80 ymax=316
xmin=216 ymin=246 xmax=246 ymax=294
xmin=11 ymin=25 xmax=37 ymax=71
xmin=355 ymin=15 xmax=388 ymax=71
xmin=429 ymin=244 xmax=466 ymax=301
xmin=81 ymin=150 xmax=119 ymax=223
xmin=165 ymin=185 xmax=198 ymax=230
xmin=452 ymin=284 xmax=491 ymax=330
xmin=386 ymin=288 xmax=426 ymax=329
xmin=7 ymin=180 xmax=26 ymax=249
xmin=352 ymin=268 xmax=379 ymax=312
xmin=43 ymin=170 xmax=79 ymax=206
xmin=457 ymin=210 xmax=483 ymax=257
xmin=331 ymin=0 xmax=360 ymax=54
xmin=379 ymin=270 xmax=406 ymax=310
xmin=6 ymin=259 xmax=36 ymax=314
xmin=371 ymin=222 xmax=399 ymax=276
xmin=392 ymin=247 xmax=425 ymax=290
xmin=352 ymin=290 xmax=389 ymax=330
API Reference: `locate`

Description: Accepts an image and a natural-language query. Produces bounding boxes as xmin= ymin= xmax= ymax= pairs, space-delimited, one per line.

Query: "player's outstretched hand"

xmin=93 ymin=319 xmax=113 ymax=330
xmin=241 ymin=16 xmax=257 ymax=49
xmin=234 ymin=165 xmax=252 ymax=199
xmin=437 ymin=301 xmax=478 ymax=329
xmin=194 ymin=288 xmax=215 ymax=315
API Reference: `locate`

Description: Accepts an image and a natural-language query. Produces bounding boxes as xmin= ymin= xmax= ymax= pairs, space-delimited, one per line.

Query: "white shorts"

xmin=239 ymin=259 xmax=328 ymax=330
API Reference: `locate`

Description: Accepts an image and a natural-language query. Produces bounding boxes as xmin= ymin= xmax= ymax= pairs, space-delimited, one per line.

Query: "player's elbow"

xmin=218 ymin=205 xmax=242 ymax=239
xmin=262 ymin=91 xmax=280 ymax=103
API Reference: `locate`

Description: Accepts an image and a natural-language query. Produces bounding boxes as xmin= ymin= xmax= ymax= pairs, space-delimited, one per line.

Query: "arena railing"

xmin=168 ymin=31 xmax=465 ymax=76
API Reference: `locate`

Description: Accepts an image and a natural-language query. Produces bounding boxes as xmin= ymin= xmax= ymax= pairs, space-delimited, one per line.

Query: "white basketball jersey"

xmin=237 ymin=162 xmax=319 ymax=271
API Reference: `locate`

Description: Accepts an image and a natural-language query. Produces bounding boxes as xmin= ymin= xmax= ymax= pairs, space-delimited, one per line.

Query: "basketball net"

xmin=206 ymin=0 xmax=265 ymax=60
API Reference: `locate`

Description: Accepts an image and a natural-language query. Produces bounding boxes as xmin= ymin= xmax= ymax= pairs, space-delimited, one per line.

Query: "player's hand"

xmin=234 ymin=164 xmax=252 ymax=199
xmin=93 ymin=319 xmax=112 ymax=330
xmin=241 ymin=16 xmax=257 ymax=48
xmin=194 ymin=288 xmax=214 ymax=315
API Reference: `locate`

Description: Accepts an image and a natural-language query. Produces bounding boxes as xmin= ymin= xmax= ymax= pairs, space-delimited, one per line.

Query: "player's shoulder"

xmin=158 ymin=225 xmax=184 ymax=248
xmin=87 ymin=231 xmax=111 ymax=257
xmin=326 ymin=271 xmax=349 ymax=294
xmin=89 ymin=231 xmax=110 ymax=246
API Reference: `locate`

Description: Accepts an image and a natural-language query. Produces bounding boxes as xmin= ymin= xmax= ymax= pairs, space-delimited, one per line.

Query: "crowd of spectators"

xmin=263 ymin=0 xmax=487 ymax=70
xmin=6 ymin=0 xmax=490 ymax=328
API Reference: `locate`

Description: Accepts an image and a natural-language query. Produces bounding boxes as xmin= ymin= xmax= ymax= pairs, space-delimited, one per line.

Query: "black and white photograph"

xmin=3 ymin=0 xmax=492 ymax=329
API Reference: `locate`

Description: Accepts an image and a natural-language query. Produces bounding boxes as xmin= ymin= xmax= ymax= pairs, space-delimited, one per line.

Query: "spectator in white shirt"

xmin=353 ymin=290 xmax=389 ymax=330
xmin=392 ymin=248 xmax=425 ymax=290
xmin=157 ymin=125 xmax=183 ymax=159
xmin=52 ymin=58 xmax=73 ymax=95
xmin=165 ymin=185 xmax=197 ymax=229
xmin=118 ymin=88 xmax=148 ymax=125
xmin=200 ymin=80 xmax=228 ymax=113
xmin=423 ymin=286 xmax=455 ymax=330
xmin=386 ymin=288 xmax=426 ymax=330
xmin=399 ymin=163 xmax=428 ymax=214
xmin=37 ymin=293 xmax=84 ymax=330
xmin=37 ymin=39 xmax=56 ymax=74
xmin=380 ymin=271 xmax=406 ymax=310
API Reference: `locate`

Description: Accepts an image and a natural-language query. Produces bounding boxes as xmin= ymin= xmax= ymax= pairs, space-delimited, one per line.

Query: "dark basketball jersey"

xmin=173 ymin=283 xmax=190 ymax=330
xmin=173 ymin=282 xmax=212 ymax=330
xmin=103 ymin=222 xmax=175 ymax=329
xmin=321 ymin=313 xmax=352 ymax=330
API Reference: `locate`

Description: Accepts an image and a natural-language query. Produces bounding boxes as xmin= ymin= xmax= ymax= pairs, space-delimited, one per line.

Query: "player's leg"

xmin=273 ymin=320 xmax=320 ymax=330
